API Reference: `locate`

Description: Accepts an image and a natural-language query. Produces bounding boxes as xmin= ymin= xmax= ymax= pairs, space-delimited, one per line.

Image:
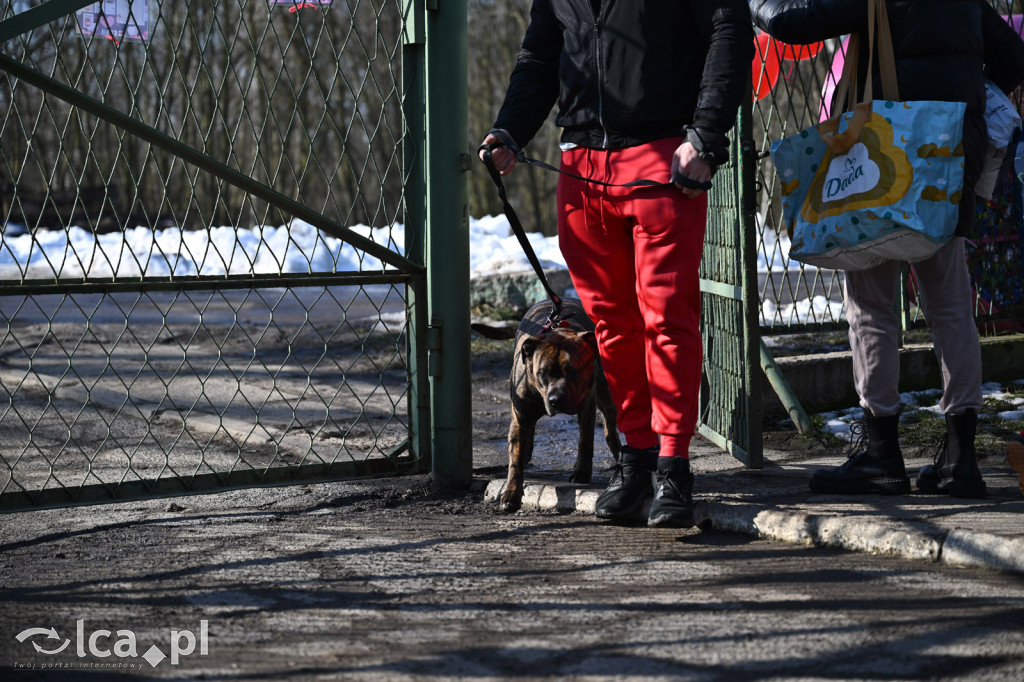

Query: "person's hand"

xmin=478 ymin=129 xmax=518 ymax=176
xmin=671 ymin=141 xmax=712 ymax=198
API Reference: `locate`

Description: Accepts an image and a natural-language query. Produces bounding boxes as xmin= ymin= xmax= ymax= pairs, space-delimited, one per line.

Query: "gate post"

xmin=403 ymin=0 xmax=431 ymax=471
xmin=425 ymin=0 xmax=473 ymax=486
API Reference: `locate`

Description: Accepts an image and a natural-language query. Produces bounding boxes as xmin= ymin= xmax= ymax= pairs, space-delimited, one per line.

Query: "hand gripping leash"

xmin=479 ymin=139 xmax=565 ymax=325
xmin=478 ymin=131 xmax=715 ymax=326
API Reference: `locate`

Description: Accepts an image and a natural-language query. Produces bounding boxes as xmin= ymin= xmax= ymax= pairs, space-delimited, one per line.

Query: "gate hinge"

xmin=426 ymin=318 xmax=443 ymax=377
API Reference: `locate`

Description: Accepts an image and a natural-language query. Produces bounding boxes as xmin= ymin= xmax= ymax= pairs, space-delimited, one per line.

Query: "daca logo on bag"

xmin=802 ymin=114 xmax=912 ymax=223
xmin=770 ymin=97 xmax=967 ymax=271
xmin=823 ymin=148 xmax=880 ymax=201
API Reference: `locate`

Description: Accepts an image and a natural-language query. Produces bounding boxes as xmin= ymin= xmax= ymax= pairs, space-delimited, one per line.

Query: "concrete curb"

xmin=484 ymin=479 xmax=1024 ymax=575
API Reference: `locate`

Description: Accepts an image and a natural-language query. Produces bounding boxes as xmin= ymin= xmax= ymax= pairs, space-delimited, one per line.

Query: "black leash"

xmin=479 ymin=144 xmax=565 ymax=324
xmin=513 ymin=150 xmax=717 ymax=191
xmin=478 ymin=133 xmax=714 ymax=326
xmin=481 ymin=128 xmax=714 ymax=192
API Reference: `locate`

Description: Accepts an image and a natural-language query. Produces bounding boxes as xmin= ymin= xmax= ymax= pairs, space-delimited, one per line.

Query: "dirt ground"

xmin=3 ymin=313 xmax=1024 ymax=680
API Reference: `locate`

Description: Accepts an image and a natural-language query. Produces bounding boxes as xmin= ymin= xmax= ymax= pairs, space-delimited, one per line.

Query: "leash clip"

xmin=542 ymin=301 xmax=571 ymax=333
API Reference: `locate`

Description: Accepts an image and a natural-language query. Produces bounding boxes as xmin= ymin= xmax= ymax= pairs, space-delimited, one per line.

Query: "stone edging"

xmin=484 ymin=480 xmax=1024 ymax=575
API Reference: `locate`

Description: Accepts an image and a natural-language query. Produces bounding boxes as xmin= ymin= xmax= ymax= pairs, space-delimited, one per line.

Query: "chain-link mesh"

xmin=699 ymin=119 xmax=762 ymax=468
xmin=752 ymin=0 xmax=1024 ymax=335
xmin=0 ymin=0 xmax=424 ymax=510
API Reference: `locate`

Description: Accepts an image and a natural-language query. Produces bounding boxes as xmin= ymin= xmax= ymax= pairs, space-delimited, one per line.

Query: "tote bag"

xmin=770 ymin=0 xmax=966 ymax=271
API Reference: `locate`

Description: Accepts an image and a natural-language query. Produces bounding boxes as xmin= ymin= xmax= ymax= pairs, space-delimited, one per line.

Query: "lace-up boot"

xmin=916 ymin=409 xmax=987 ymax=498
xmin=647 ymin=456 xmax=695 ymax=528
xmin=594 ymin=445 xmax=658 ymax=520
xmin=809 ymin=411 xmax=910 ymax=495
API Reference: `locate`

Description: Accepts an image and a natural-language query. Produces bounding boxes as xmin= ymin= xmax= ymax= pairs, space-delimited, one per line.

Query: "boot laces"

xmin=654 ymin=470 xmax=685 ymax=498
xmin=932 ymin=433 xmax=949 ymax=468
xmin=608 ymin=458 xmax=645 ymax=486
xmin=845 ymin=418 xmax=867 ymax=459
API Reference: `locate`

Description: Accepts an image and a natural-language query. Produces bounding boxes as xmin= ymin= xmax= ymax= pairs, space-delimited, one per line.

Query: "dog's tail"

xmin=470 ymin=323 xmax=517 ymax=340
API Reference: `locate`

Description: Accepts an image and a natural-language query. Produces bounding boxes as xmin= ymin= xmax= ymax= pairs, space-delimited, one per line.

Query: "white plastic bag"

xmin=977 ymin=80 xmax=1021 ymax=200
xmin=985 ymin=80 xmax=1020 ymax=148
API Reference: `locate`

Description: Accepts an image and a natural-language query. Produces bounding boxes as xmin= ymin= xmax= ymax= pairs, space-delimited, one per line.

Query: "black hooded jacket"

xmin=492 ymin=0 xmax=754 ymax=166
xmin=749 ymin=0 xmax=1024 ymax=236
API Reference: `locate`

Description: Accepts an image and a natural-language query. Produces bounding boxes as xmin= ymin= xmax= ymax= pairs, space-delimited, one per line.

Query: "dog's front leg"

xmin=572 ymin=398 xmax=596 ymax=484
xmin=501 ymin=411 xmax=536 ymax=513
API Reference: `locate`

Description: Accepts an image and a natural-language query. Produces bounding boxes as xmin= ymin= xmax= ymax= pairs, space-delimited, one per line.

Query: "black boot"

xmin=916 ymin=409 xmax=987 ymax=498
xmin=648 ymin=456 xmax=695 ymax=528
xmin=595 ymin=445 xmax=657 ymax=520
xmin=809 ymin=411 xmax=910 ymax=495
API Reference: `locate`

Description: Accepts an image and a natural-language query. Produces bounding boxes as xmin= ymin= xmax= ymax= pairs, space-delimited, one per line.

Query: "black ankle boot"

xmin=648 ymin=456 xmax=695 ymax=528
xmin=595 ymin=445 xmax=657 ymax=520
xmin=809 ymin=411 xmax=910 ymax=495
xmin=916 ymin=409 xmax=987 ymax=498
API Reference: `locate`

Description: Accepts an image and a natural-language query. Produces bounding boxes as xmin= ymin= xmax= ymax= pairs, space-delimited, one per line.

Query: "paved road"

xmin=2 ymin=475 xmax=1023 ymax=681
xmin=2 ymin=276 xmax=1023 ymax=680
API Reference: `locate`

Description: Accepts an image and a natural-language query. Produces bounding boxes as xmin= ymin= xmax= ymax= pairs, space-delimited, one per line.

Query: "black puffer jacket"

xmin=493 ymin=0 xmax=753 ymax=166
xmin=749 ymin=0 xmax=1024 ymax=236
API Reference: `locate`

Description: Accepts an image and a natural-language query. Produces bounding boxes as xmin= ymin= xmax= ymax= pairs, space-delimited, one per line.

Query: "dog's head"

xmin=520 ymin=328 xmax=600 ymax=416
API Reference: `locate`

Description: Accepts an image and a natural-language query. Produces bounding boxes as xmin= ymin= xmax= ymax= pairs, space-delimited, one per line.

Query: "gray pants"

xmin=844 ymin=237 xmax=982 ymax=418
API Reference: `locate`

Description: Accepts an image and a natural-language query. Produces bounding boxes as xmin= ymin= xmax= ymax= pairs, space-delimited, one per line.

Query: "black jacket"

xmin=493 ymin=0 xmax=754 ymax=166
xmin=749 ymin=0 xmax=1024 ymax=236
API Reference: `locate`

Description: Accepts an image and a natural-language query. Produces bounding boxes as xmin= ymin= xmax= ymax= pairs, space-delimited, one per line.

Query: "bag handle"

xmin=821 ymin=0 xmax=899 ymax=153
xmin=835 ymin=0 xmax=899 ymax=108
xmin=873 ymin=0 xmax=899 ymax=101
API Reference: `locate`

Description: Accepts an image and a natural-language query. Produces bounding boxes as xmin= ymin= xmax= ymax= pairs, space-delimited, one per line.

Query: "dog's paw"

xmin=570 ymin=469 xmax=592 ymax=484
xmin=498 ymin=489 xmax=523 ymax=513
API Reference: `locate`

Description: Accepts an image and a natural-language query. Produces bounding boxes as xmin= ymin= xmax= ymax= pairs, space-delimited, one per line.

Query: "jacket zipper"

xmin=586 ymin=1 xmax=609 ymax=148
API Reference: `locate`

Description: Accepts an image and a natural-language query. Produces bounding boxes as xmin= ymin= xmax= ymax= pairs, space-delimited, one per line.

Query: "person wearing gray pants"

xmin=830 ymin=237 xmax=986 ymax=498
xmin=749 ymin=0 xmax=1024 ymax=498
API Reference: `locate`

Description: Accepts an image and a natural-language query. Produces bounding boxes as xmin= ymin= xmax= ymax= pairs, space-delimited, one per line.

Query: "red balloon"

xmin=779 ymin=40 xmax=824 ymax=62
xmin=752 ymin=33 xmax=781 ymax=101
xmin=751 ymin=35 xmax=826 ymax=100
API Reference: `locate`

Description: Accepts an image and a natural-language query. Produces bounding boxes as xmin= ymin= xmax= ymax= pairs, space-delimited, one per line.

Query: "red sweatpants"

xmin=557 ymin=138 xmax=707 ymax=458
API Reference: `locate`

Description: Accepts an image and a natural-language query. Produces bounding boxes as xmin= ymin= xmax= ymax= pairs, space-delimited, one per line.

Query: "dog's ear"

xmin=521 ymin=337 xmax=539 ymax=361
xmin=578 ymin=330 xmax=598 ymax=352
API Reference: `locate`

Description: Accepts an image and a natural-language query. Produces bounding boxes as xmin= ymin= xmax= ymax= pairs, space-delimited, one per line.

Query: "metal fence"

xmin=752 ymin=0 xmax=1024 ymax=337
xmin=0 ymin=0 xmax=441 ymax=510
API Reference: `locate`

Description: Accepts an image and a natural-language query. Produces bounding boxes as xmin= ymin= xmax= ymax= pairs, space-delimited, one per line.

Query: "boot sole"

xmin=594 ymin=494 xmax=650 ymax=520
xmin=647 ymin=511 xmax=695 ymax=529
xmin=948 ymin=478 xmax=987 ymax=499
xmin=1005 ymin=441 xmax=1024 ymax=495
xmin=809 ymin=476 xmax=910 ymax=495
xmin=917 ymin=468 xmax=987 ymax=499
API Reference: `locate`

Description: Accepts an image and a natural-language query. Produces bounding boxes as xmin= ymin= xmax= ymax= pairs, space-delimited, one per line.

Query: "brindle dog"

xmin=475 ymin=298 xmax=620 ymax=512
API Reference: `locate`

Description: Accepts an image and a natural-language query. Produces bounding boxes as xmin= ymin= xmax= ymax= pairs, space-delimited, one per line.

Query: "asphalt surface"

xmin=484 ymin=438 xmax=1024 ymax=575
xmin=3 ymin=325 xmax=1024 ymax=680
xmin=2 ymin=441 xmax=1023 ymax=681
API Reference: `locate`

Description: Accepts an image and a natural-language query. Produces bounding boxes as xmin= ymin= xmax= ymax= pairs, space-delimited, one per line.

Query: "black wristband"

xmin=485 ymin=128 xmax=522 ymax=156
xmin=683 ymin=125 xmax=730 ymax=172
xmin=672 ymin=170 xmax=713 ymax=192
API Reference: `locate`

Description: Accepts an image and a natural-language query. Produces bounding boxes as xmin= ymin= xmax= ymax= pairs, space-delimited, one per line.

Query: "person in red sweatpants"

xmin=478 ymin=1 xmax=753 ymax=527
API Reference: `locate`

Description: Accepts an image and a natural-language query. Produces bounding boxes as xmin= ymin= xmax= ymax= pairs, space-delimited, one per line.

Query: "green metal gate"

xmin=699 ymin=104 xmax=763 ymax=468
xmin=0 ymin=0 xmax=471 ymax=511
